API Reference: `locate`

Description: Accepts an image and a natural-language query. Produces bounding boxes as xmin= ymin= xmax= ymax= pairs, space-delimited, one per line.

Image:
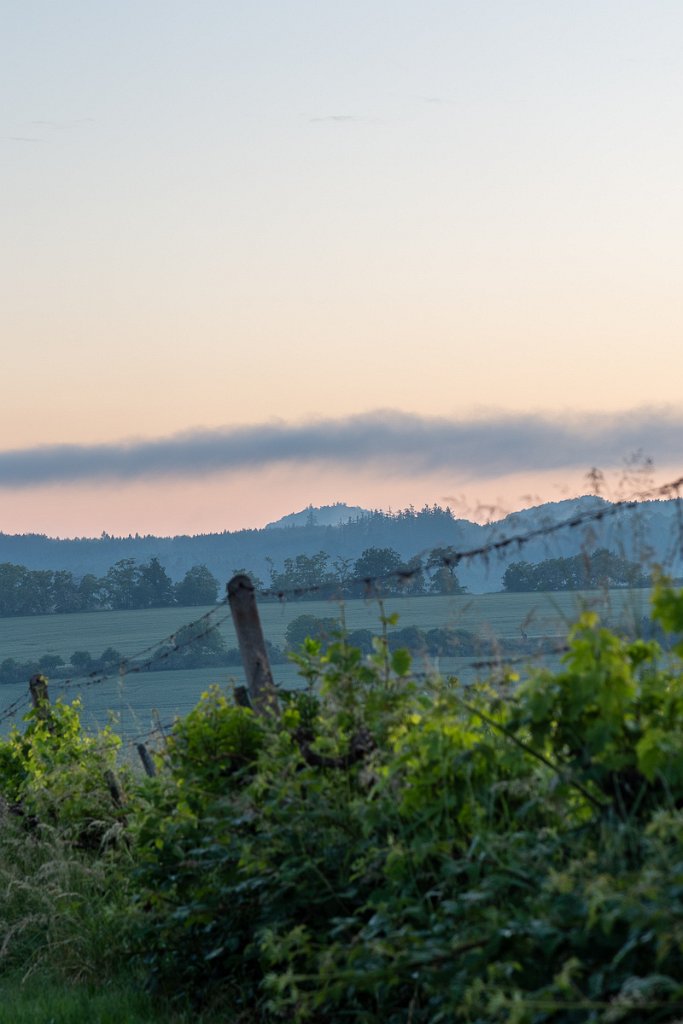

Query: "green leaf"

xmin=391 ymin=648 xmax=412 ymax=677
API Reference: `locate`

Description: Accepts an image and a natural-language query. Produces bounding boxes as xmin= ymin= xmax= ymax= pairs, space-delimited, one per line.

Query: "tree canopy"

xmin=503 ymin=548 xmax=650 ymax=592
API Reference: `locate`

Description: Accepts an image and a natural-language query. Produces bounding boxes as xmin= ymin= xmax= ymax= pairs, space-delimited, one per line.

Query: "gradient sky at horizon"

xmin=3 ymin=2 xmax=683 ymax=536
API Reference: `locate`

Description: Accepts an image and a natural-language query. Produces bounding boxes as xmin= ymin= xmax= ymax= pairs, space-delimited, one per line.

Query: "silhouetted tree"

xmin=175 ymin=564 xmax=220 ymax=606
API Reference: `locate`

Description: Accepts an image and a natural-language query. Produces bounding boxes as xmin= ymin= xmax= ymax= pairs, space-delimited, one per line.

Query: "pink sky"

xmin=0 ymin=459 xmax=676 ymax=539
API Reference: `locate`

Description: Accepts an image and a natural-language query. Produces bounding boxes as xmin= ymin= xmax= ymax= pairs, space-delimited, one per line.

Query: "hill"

xmin=265 ymin=503 xmax=369 ymax=530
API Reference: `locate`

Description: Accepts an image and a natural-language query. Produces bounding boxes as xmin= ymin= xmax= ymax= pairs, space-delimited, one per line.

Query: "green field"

xmin=0 ymin=588 xmax=654 ymax=740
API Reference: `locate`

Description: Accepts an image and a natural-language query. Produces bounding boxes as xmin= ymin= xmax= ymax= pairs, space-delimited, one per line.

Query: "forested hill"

xmin=0 ymin=497 xmax=679 ymax=594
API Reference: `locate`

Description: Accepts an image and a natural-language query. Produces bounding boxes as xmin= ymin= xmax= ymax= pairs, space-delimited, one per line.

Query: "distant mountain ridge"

xmin=0 ymin=496 xmax=679 ymax=594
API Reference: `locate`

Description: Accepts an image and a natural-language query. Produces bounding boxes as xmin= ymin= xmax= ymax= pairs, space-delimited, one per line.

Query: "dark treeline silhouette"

xmin=0 ymin=542 xmax=658 ymax=619
xmin=0 ymin=546 xmax=467 ymax=618
xmin=0 ymin=558 xmax=220 ymax=617
xmin=502 ymin=548 xmax=650 ymax=592
xmin=0 ymin=620 xmax=288 ymax=686
xmin=264 ymin=546 xmax=466 ymax=599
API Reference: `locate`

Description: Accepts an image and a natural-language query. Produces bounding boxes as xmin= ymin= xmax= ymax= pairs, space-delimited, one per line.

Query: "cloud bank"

xmin=0 ymin=409 xmax=681 ymax=489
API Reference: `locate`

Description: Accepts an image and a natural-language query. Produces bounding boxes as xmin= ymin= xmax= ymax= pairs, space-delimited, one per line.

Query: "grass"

xmin=0 ymin=976 xmax=164 ymax=1024
xmin=0 ymin=589 xmax=653 ymax=662
xmin=0 ymin=975 xmax=226 ymax=1024
xmin=0 ymin=818 xmax=232 ymax=1024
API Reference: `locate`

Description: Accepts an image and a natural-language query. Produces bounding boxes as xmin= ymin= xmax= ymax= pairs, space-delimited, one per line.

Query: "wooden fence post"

xmin=136 ymin=743 xmax=157 ymax=778
xmin=29 ymin=673 xmax=54 ymax=731
xmin=227 ymin=574 xmax=279 ymax=717
xmin=104 ymin=769 xmax=124 ymax=807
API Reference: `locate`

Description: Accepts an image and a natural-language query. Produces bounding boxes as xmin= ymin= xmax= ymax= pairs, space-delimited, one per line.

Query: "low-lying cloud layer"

xmin=0 ymin=409 xmax=680 ymax=489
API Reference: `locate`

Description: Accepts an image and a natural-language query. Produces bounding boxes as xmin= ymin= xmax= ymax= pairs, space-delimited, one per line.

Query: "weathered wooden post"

xmin=104 ymin=769 xmax=124 ymax=807
xmin=29 ymin=673 xmax=49 ymax=709
xmin=136 ymin=742 xmax=157 ymax=778
xmin=227 ymin=574 xmax=279 ymax=717
xmin=29 ymin=673 xmax=54 ymax=731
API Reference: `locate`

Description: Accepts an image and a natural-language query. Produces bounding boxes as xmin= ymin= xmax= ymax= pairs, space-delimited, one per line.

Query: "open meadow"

xmin=0 ymin=586 xmax=654 ymax=741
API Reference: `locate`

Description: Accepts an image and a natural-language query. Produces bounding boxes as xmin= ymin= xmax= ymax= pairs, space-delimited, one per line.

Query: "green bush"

xmin=0 ymin=691 xmax=133 ymax=984
xmin=129 ymin=586 xmax=683 ymax=1021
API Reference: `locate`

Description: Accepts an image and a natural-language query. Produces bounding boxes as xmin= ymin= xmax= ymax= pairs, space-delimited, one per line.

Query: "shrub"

xmin=0 ymin=693 xmax=133 ymax=984
xmin=129 ymin=585 xmax=683 ymax=1021
xmin=284 ymin=614 xmax=340 ymax=650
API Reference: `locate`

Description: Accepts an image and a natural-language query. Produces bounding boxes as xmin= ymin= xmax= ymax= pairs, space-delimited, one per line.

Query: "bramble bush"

xmin=4 ymin=588 xmax=683 ymax=1020
xmin=127 ymin=590 xmax=683 ymax=1021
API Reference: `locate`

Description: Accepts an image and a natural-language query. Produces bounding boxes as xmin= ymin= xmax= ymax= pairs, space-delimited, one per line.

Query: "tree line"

xmin=0 ymin=547 xmax=468 ymax=618
xmin=502 ymin=547 xmax=649 ymax=592
xmin=0 ymin=544 xmax=652 ymax=618
xmin=283 ymin=613 xmax=563 ymax=659
xmin=264 ymin=546 xmax=466 ymax=597
xmin=0 ymin=559 xmax=220 ymax=617
xmin=0 ymin=621 xmax=288 ymax=685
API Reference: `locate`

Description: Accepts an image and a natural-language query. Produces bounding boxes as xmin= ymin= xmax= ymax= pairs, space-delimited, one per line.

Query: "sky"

xmin=2 ymin=1 xmax=683 ymax=536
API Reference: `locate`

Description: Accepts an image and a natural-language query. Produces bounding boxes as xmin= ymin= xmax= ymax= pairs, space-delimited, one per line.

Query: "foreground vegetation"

xmin=2 ymin=584 xmax=683 ymax=1020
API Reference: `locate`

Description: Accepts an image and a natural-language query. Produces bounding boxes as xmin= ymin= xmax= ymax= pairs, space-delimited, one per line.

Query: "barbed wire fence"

xmin=0 ymin=470 xmax=681 ymax=749
xmin=0 ymin=598 xmax=233 ymax=727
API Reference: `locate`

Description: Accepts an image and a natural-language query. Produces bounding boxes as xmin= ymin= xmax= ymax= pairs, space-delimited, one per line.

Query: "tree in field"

xmin=350 ymin=547 xmax=405 ymax=595
xmin=397 ymin=554 xmax=427 ymax=595
xmin=175 ymin=565 xmax=219 ymax=606
xmin=0 ymin=564 xmax=53 ymax=617
xmin=135 ymin=558 xmax=175 ymax=608
xmin=267 ymin=551 xmax=336 ymax=595
xmin=102 ymin=559 xmax=140 ymax=610
xmin=502 ymin=560 xmax=538 ymax=592
xmin=0 ymin=658 xmax=24 ymax=683
xmin=425 ymin=547 xmax=466 ymax=595
xmin=353 ymin=547 xmax=403 ymax=583
xmin=0 ymin=563 xmax=30 ymax=616
xmin=99 ymin=647 xmax=125 ymax=671
xmin=284 ymin=614 xmax=340 ymax=650
xmin=70 ymin=650 xmax=94 ymax=673
xmin=50 ymin=570 xmax=82 ymax=614
xmin=38 ymin=654 xmax=65 ymax=673
xmin=332 ymin=556 xmax=355 ymax=591
xmin=78 ymin=573 xmax=104 ymax=611
xmin=19 ymin=569 xmax=54 ymax=616
xmin=503 ymin=549 xmax=650 ymax=592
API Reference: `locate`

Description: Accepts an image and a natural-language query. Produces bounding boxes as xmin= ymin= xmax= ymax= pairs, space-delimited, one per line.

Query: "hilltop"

xmin=265 ymin=503 xmax=368 ymax=530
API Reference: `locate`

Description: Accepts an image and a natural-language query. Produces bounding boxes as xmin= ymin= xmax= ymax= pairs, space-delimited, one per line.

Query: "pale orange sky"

xmin=0 ymin=459 xmax=675 ymax=539
xmin=2 ymin=3 xmax=683 ymax=537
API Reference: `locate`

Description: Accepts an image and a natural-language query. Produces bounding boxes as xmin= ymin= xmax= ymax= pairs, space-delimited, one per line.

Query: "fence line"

xmin=0 ymin=599 xmax=231 ymax=723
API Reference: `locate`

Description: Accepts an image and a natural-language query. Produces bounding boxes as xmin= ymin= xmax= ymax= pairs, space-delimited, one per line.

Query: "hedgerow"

xmin=2 ymin=588 xmax=683 ymax=1021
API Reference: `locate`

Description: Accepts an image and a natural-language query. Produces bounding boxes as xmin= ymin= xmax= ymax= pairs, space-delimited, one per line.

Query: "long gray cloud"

xmin=0 ymin=408 xmax=681 ymax=489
